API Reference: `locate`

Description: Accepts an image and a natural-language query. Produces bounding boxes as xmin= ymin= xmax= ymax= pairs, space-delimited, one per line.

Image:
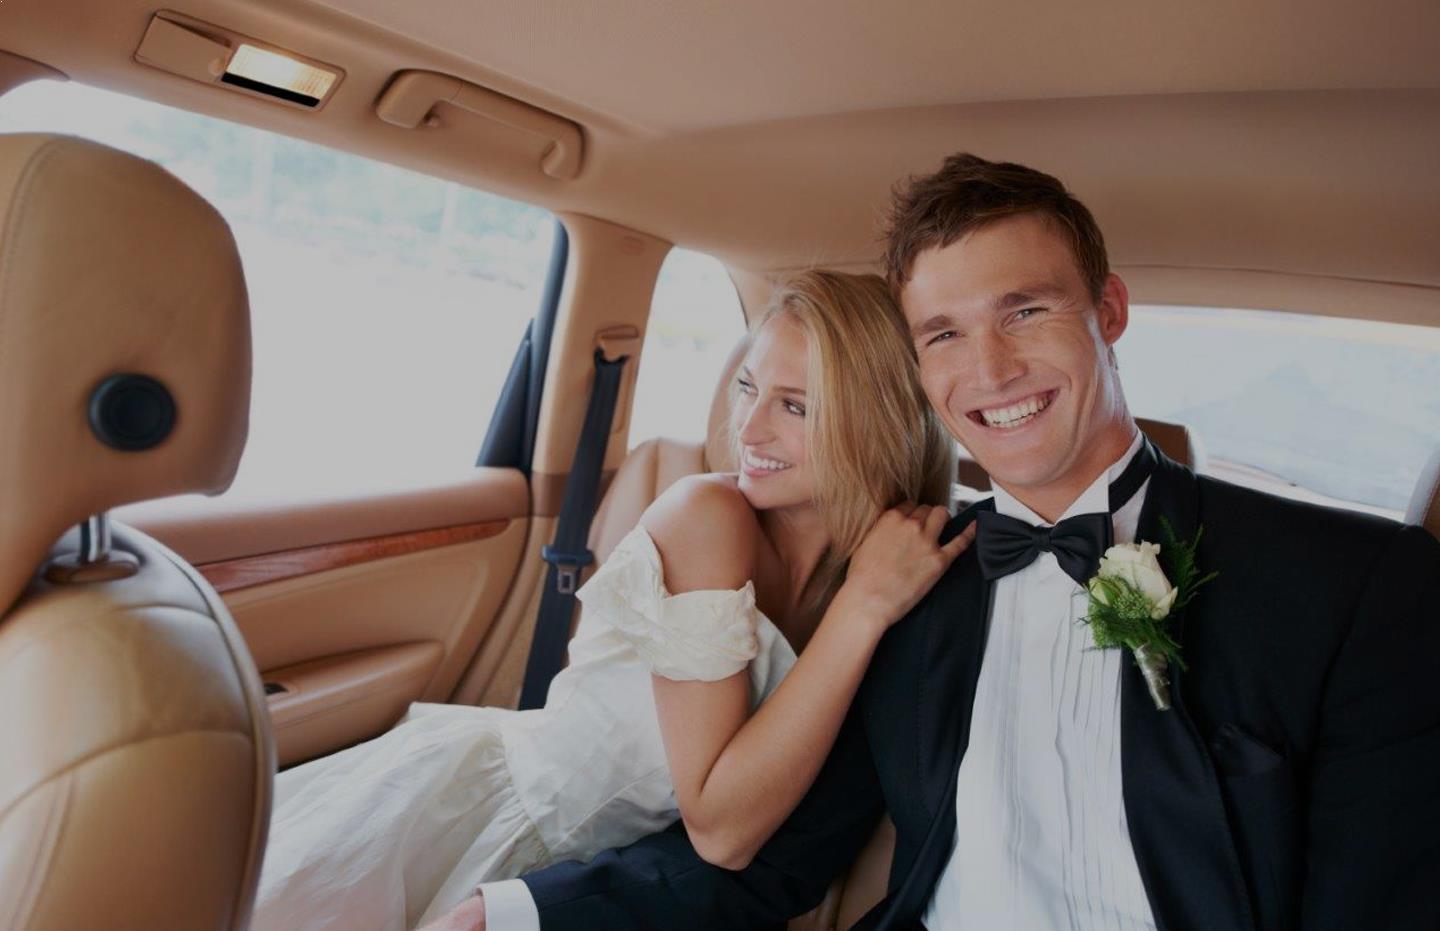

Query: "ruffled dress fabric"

xmin=251 ymin=526 xmax=797 ymax=931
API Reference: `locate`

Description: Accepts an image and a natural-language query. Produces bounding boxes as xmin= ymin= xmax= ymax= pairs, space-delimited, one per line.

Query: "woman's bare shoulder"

xmin=641 ymin=474 xmax=760 ymax=591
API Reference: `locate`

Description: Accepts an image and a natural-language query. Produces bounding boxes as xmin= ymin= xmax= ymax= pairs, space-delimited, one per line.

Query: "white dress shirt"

xmin=923 ymin=432 xmax=1156 ymax=930
xmin=486 ymin=435 xmax=1157 ymax=931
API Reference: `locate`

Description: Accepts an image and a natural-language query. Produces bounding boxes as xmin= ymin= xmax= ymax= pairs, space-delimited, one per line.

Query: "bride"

xmin=252 ymin=270 xmax=970 ymax=930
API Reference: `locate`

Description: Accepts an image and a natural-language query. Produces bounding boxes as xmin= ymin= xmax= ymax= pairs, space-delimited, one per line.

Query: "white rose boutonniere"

xmin=1082 ymin=519 xmax=1216 ymax=710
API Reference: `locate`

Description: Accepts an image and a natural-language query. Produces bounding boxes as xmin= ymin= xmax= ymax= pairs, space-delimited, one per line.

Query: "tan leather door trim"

xmin=198 ymin=519 xmax=510 ymax=593
xmin=266 ymin=641 xmax=444 ymax=767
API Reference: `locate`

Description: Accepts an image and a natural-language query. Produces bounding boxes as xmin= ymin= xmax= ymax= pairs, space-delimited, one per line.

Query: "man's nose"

xmin=970 ymin=330 xmax=1026 ymax=391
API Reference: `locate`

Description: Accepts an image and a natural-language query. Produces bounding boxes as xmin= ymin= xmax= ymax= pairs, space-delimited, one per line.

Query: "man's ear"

xmin=1096 ymin=273 xmax=1129 ymax=347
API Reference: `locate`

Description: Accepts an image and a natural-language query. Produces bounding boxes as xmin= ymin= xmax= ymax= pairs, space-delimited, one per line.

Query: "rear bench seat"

xmin=576 ymin=336 xmax=1207 ymax=929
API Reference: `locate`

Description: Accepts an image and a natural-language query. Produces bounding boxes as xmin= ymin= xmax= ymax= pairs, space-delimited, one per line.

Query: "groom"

xmin=438 ymin=154 xmax=1440 ymax=930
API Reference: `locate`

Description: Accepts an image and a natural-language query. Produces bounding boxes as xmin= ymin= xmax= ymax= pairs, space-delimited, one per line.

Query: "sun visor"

xmin=134 ymin=11 xmax=343 ymax=111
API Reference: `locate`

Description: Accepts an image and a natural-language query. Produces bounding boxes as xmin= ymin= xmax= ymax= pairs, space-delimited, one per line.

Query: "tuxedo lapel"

xmin=868 ymin=504 xmax=995 ymax=927
xmin=1124 ymin=453 xmax=1254 ymax=931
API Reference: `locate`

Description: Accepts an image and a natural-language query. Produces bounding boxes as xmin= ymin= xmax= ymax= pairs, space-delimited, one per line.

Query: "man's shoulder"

xmin=1194 ymin=473 xmax=1400 ymax=545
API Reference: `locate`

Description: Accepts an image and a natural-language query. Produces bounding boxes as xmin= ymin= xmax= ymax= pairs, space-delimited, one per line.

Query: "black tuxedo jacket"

xmin=521 ymin=453 xmax=1440 ymax=930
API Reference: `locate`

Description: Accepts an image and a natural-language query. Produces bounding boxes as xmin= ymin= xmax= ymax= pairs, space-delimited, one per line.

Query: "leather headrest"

xmin=0 ymin=134 xmax=250 ymax=615
xmin=1406 ymin=446 xmax=1440 ymax=540
xmin=703 ymin=334 xmax=748 ymax=472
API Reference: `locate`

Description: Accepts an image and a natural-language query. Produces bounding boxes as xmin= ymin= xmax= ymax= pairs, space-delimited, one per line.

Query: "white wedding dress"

xmin=252 ymin=526 xmax=798 ymax=931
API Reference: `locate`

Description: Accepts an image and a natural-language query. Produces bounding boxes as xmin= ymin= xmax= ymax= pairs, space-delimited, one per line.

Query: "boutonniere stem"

xmin=1083 ymin=518 xmax=1216 ymax=711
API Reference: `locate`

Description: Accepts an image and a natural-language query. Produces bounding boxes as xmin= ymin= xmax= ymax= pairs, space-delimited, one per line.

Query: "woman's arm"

xmin=644 ymin=482 xmax=972 ymax=869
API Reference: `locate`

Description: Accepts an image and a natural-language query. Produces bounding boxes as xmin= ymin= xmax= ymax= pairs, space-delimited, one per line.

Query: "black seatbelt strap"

xmin=517 ymin=344 xmax=631 ymax=710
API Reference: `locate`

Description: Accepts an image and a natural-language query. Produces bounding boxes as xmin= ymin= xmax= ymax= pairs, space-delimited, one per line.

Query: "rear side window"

xmin=627 ymin=248 xmax=747 ymax=448
xmin=0 ymin=80 xmax=556 ymax=504
xmin=1122 ymin=305 xmax=1440 ymax=516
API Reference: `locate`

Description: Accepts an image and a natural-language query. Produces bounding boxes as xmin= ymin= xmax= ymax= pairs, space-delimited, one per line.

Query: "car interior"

xmin=1 ymin=2 xmax=1437 ymax=929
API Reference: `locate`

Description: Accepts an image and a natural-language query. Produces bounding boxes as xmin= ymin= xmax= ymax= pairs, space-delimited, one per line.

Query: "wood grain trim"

xmin=197 ymin=520 xmax=509 ymax=594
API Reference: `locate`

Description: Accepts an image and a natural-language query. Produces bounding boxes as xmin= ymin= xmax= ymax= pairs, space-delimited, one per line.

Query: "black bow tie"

xmin=975 ymin=439 xmax=1158 ymax=586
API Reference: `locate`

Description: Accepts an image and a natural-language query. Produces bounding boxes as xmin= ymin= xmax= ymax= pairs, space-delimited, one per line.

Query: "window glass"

xmin=1121 ymin=305 xmax=1440 ymax=515
xmin=0 ymin=80 xmax=555 ymax=504
xmin=627 ymin=248 xmax=747 ymax=447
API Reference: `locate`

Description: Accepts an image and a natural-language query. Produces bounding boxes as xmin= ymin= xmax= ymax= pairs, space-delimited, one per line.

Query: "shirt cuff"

xmin=478 ymin=879 xmax=540 ymax=931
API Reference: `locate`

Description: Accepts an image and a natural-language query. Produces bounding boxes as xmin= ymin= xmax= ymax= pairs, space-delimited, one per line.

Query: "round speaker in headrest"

xmin=88 ymin=374 xmax=177 ymax=451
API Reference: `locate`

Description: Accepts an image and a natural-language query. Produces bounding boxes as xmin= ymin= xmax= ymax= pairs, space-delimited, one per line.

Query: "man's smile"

xmin=966 ymin=389 xmax=1058 ymax=431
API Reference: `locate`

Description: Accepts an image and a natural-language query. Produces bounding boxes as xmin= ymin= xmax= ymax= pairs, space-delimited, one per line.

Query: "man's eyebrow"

xmin=910 ymin=314 xmax=956 ymax=339
xmin=995 ymin=285 xmax=1068 ymax=311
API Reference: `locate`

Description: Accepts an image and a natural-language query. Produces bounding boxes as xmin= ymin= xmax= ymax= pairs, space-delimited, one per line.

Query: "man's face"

xmin=901 ymin=212 xmax=1131 ymax=502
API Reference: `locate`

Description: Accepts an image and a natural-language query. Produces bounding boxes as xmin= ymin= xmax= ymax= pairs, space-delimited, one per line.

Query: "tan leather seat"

xmin=0 ymin=135 xmax=271 ymax=931
xmin=1406 ymin=447 xmax=1440 ymax=540
xmin=587 ymin=338 xmax=745 ymax=562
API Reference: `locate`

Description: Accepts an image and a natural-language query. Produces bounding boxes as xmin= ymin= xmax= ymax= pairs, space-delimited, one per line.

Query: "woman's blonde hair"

xmin=739 ymin=270 xmax=955 ymax=617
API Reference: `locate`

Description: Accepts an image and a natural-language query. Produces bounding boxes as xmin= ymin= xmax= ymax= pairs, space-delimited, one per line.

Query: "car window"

xmin=1121 ymin=305 xmax=1440 ymax=516
xmin=0 ymin=79 xmax=556 ymax=504
xmin=627 ymin=248 xmax=747 ymax=447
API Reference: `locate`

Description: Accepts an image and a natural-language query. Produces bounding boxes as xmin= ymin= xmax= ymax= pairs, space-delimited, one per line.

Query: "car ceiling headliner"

xmin=2 ymin=0 xmax=1438 ymax=320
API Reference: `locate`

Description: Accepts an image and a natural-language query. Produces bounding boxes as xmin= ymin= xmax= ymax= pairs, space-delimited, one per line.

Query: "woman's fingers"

xmin=923 ymin=504 xmax=949 ymax=538
xmin=941 ymin=522 xmax=977 ymax=560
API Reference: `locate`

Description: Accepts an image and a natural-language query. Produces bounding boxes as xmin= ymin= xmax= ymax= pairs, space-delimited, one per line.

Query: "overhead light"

xmin=222 ymin=44 xmax=337 ymax=108
xmin=135 ymin=14 xmax=345 ymax=111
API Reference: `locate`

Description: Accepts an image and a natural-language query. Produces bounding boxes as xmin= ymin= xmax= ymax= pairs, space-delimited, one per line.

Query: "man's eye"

xmin=924 ymin=330 xmax=957 ymax=347
xmin=1014 ymin=307 xmax=1045 ymax=321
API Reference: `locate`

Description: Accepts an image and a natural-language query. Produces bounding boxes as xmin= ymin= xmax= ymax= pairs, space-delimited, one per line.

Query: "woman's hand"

xmin=838 ymin=505 xmax=976 ymax=636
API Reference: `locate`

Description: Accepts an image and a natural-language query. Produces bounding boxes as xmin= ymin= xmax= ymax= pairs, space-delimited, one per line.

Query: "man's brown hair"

xmin=883 ymin=153 xmax=1109 ymax=303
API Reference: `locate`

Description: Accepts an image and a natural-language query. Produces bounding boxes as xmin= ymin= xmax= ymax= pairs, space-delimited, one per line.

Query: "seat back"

xmin=587 ymin=337 xmax=744 ymax=562
xmin=0 ymin=135 xmax=271 ymax=931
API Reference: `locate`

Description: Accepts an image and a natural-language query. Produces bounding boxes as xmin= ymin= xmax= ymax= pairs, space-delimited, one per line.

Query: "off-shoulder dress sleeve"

xmin=575 ymin=526 xmax=760 ymax=681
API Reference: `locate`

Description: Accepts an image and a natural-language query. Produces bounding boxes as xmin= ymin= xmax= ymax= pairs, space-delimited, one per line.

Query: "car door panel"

xmin=116 ymin=468 xmax=530 ymax=765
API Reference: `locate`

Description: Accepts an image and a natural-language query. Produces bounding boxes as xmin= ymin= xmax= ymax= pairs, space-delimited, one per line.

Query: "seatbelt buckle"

xmin=541 ymin=544 xmax=595 ymax=594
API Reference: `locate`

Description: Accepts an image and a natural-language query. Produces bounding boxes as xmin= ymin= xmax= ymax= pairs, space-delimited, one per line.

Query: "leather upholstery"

xmin=0 ymin=134 xmax=251 ymax=617
xmin=0 ymin=135 xmax=270 ymax=931
xmin=1406 ymin=446 xmax=1440 ymax=539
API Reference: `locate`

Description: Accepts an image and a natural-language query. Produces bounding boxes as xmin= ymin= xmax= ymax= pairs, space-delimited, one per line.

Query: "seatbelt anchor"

xmin=595 ymin=325 xmax=641 ymax=363
xmin=541 ymin=544 xmax=595 ymax=594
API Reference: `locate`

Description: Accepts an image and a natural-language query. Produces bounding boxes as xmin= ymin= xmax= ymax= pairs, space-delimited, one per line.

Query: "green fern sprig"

xmin=1085 ymin=575 xmax=1186 ymax=669
xmin=1158 ymin=516 xmax=1219 ymax=612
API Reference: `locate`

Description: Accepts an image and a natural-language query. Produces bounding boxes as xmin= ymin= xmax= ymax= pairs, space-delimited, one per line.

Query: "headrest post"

xmin=79 ymin=513 xmax=112 ymax=564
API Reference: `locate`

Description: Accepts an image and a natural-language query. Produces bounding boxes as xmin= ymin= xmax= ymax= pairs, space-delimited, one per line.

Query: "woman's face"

xmin=732 ymin=315 xmax=815 ymax=512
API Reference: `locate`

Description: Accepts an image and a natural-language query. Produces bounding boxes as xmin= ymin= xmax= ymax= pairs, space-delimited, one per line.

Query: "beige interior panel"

xmin=4 ymin=3 xmax=1434 ymax=326
xmin=226 ymin=521 xmax=524 ymax=678
xmin=453 ymin=515 xmax=554 ymax=709
xmin=530 ymin=212 xmax=670 ymax=478
xmin=266 ymin=641 xmax=443 ymax=767
xmin=115 ymin=467 xmax=528 ymax=565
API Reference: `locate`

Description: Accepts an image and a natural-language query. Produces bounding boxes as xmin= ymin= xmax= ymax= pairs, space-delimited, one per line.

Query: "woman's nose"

xmin=736 ymin=400 xmax=771 ymax=445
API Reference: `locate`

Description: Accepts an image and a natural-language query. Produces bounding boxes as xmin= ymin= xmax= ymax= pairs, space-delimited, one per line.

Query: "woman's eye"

xmin=736 ymin=378 xmax=756 ymax=395
xmin=783 ymin=400 xmax=806 ymax=416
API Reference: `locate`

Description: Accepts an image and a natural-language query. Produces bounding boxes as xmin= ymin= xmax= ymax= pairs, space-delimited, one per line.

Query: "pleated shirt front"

xmin=923 ymin=435 xmax=1158 ymax=930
